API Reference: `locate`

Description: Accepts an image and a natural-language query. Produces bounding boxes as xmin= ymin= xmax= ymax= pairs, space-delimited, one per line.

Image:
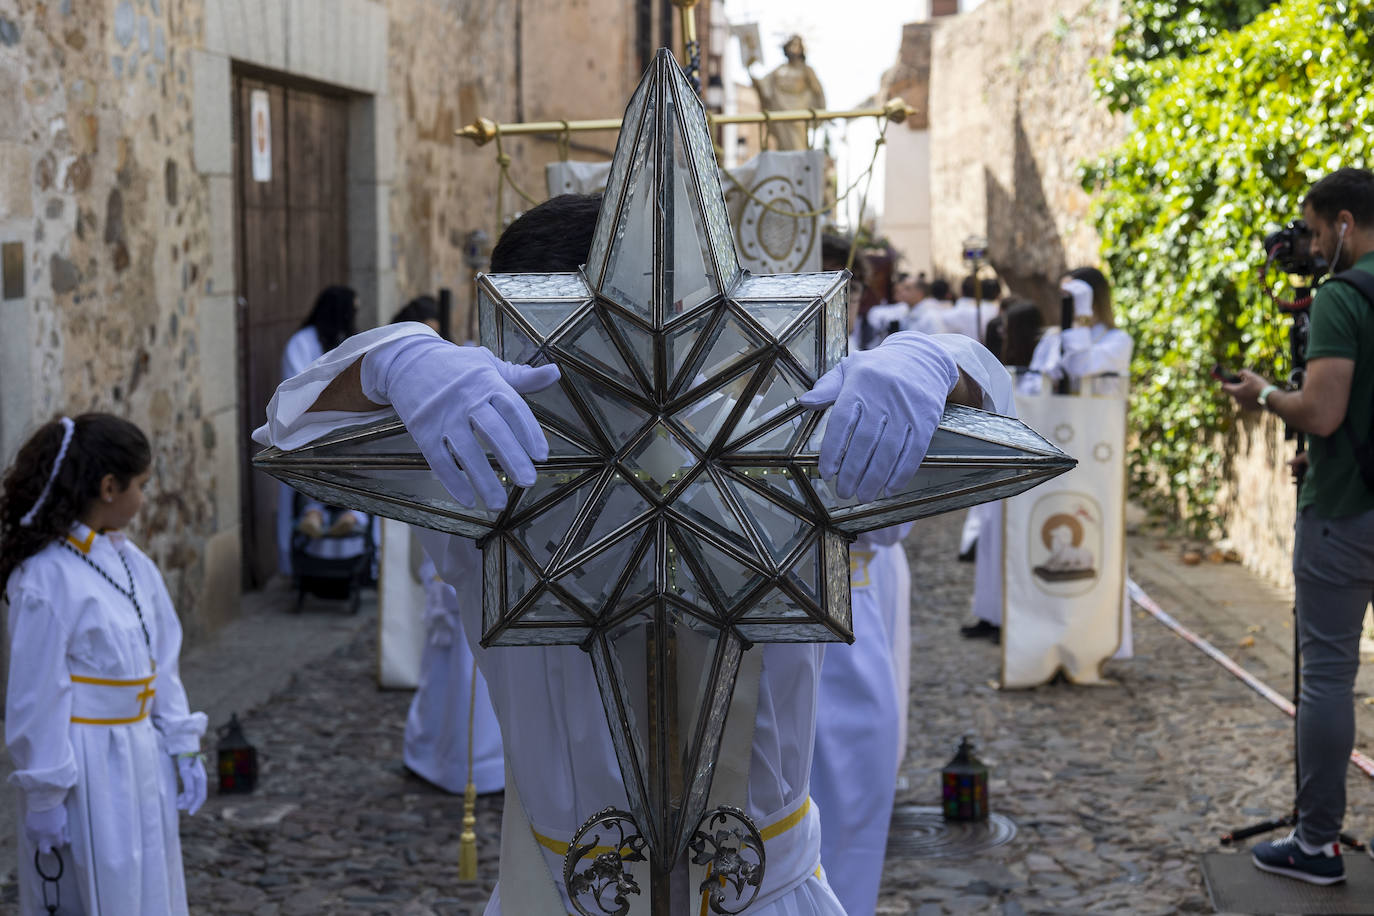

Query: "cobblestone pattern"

xmin=175 ymin=629 xmax=503 ymax=916
xmin=880 ymin=512 xmax=1372 ymax=914
xmin=5 ymin=511 xmax=1371 ymax=913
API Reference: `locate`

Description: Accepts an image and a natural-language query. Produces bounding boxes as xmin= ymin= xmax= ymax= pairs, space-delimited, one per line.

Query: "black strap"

xmin=1323 ymin=269 xmax=1374 ymax=489
xmin=1326 ymin=267 xmax=1374 ymax=307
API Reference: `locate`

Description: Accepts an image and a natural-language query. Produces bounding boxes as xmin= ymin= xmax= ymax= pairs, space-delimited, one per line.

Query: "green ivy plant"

xmin=1084 ymin=0 xmax=1374 ymax=534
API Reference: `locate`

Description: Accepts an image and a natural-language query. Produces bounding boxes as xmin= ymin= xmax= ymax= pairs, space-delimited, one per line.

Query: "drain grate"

xmin=886 ymin=805 xmax=1017 ymax=858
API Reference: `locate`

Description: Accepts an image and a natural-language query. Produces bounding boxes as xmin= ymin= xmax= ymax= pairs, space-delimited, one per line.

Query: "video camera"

xmin=1263 ymin=220 xmax=1328 ymax=278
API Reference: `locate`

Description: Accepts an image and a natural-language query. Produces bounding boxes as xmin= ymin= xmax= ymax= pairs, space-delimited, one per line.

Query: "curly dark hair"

xmin=1 ymin=413 xmax=151 ymax=586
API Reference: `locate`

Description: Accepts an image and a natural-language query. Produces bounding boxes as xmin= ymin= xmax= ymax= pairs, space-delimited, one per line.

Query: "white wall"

xmin=879 ymin=125 xmax=932 ymax=277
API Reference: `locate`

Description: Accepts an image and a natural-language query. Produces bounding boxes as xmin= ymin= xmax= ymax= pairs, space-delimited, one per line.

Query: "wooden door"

xmin=234 ymin=74 xmax=351 ymax=588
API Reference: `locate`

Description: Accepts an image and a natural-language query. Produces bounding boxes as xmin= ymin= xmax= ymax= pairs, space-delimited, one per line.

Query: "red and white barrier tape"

xmin=1128 ymin=579 xmax=1374 ymax=780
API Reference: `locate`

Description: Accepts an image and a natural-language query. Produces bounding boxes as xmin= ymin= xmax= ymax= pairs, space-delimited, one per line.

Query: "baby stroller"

xmin=290 ymin=498 xmax=376 ymax=614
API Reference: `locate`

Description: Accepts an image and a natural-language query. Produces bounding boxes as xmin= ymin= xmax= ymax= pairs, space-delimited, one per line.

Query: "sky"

xmin=721 ymin=0 xmax=982 ymax=230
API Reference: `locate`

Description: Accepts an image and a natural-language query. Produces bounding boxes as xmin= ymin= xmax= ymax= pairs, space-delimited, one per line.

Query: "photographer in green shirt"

xmin=1224 ymin=167 xmax=1374 ymax=885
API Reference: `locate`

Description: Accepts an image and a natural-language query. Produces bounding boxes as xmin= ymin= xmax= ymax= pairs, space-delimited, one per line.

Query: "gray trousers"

xmin=1294 ymin=506 xmax=1374 ymax=847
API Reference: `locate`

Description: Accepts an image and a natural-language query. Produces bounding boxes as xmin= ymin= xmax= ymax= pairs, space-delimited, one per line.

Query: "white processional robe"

xmin=278 ymin=326 xmax=326 ymax=575
xmin=810 ymin=529 xmax=903 ymax=916
xmin=253 ymin=324 xmax=1005 ymax=915
xmin=5 ymin=524 xmax=207 ymax=916
xmin=403 ymin=554 xmax=505 ymax=795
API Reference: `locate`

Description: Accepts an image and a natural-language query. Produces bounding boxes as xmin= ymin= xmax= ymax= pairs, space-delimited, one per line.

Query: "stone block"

xmin=191 ymin=51 xmax=231 ymax=176
xmin=197 ymin=525 xmax=242 ymax=634
xmin=348 ymin=95 xmax=393 ymax=184
xmin=349 ymin=266 xmax=395 ymax=330
xmin=197 ymin=294 xmax=238 ymax=414
xmin=0 ymin=59 xmax=22 ymax=141
xmin=285 ymin=0 xmax=320 ymax=84
xmin=347 ymin=181 xmax=389 ymax=272
xmin=209 ymin=404 xmax=240 ymax=530
xmin=0 ymin=294 xmax=35 ymax=464
xmin=0 ymin=143 xmax=32 ymax=219
xmin=205 ymin=173 xmax=235 ymax=293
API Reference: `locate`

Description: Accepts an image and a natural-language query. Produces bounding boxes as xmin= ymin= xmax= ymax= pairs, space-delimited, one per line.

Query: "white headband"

xmin=20 ymin=417 xmax=76 ymax=528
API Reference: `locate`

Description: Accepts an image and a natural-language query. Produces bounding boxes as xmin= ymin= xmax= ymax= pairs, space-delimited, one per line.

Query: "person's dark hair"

xmin=1304 ymin=168 xmax=1374 ymax=229
xmin=1065 ymin=265 xmax=1114 ymax=328
xmin=960 ymin=276 xmax=977 ymax=298
xmin=1 ymin=414 xmax=151 ymax=585
xmin=392 ymin=294 xmax=439 ymax=326
xmin=980 ymin=276 xmax=1002 ymax=301
xmin=302 ymin=285 xmax=358 ymax=351
xmin=929 ymin=278 xmax=951 ymax=302
xmin=491 ymin=194 xmax=602 ymax=272
xmin=1000 ymin=301 xmax=1044 ymax=367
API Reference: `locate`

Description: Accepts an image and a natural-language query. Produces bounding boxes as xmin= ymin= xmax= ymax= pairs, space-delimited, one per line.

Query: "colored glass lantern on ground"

xmin=942 ymin=736 xmax=989 ymax=821
xmin=216 ymin=713 xmax=258 ymax=794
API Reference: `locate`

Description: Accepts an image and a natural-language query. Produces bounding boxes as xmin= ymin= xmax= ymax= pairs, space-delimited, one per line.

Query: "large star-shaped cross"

xmin=255 ymin=51 xmax=1072 ymax=872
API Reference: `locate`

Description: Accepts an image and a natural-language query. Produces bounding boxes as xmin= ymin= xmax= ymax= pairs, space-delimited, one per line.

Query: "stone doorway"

xmin=232 ymin=72 xmax=351 ymax=587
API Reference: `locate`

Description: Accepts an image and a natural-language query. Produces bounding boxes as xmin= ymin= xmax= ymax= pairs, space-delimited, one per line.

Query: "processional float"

xmin=256 ymin=49 xmax=1073 ymax=916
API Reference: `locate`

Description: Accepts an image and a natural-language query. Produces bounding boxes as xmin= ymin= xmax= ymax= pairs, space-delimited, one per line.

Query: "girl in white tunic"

xmin=2 ymin=414 xmax=207 ymax=915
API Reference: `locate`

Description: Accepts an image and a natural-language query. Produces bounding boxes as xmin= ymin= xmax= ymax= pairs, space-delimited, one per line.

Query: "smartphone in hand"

xmin=1210 ymin=364 xmax=1242 ymax=384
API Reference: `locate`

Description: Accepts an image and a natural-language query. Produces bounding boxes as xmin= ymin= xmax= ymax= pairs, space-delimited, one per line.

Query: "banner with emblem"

xmin=1001 ymin=389 xmax=1127 ymax=687
xmin=547 ymin=149 xmax=824 ymax=274
xmin=377 ymin=518 xmax=427 ymax=688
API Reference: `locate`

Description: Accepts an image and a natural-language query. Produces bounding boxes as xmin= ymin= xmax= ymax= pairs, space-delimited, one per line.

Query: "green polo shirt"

xmin=1299 ymin=251 xmax=1374 ymax=518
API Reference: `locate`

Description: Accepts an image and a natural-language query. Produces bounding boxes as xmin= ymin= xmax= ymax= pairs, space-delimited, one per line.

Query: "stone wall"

xmin=1 ymin=0 xmax=228 ymax=641
xmin=0 ymin=0 xmax=656 ymax=644
xmin=928 ymin=0 xmax=1123 ymax=312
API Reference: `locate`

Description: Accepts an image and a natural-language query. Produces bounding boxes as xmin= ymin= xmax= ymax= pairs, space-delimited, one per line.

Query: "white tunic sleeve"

xmin=253 ymin=323 xmax=439 ymax=450
xmin=929 ymin=332 xmax=1015 ymax=415
xmin=1060 ymin=326 xmax=1133 ymax=379
xmin=4 ymin=587 xmax=78 ymax=811
xmin=139 ymin=553 xmax=207 ymax=755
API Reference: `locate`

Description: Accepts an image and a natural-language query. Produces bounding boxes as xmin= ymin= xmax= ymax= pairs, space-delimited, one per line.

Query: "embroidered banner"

xmin=1002 ymin=390 xmax=1127 ymax=687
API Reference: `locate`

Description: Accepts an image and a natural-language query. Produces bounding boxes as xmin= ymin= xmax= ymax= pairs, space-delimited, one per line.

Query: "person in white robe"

xmin=276 ymin=285 xmax=360 ymax=577
xmin=403 ymin=551 xmax=505 ymax=795
xmin=252 ymin=196 xmax=1003 ymax=915
xmin=980 ymin=270 xmax=1135 ymax=657
xmin=809 ymin=526 xmax=903 ymax=916
xmin=810 ymin=334 xmax=1009 ymax=912
xmin=943 ymin=276 xmax=1001 ymax=343
xmin=4 ymin=414 xmax=207 ymax=916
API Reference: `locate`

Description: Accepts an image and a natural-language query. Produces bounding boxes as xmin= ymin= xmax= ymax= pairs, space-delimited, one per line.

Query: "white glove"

xmin=1061 ymin=277 xmax=1094 ymax=319
xmin=176 ymin=754 xmax=208 ymax=815
xmin=361 ymin=335 xmax=561 ymax=511
xmin=799 ymin=331 xmax=958 ymax=502
xmin=24 ymin=803 xmax=69 ymax=854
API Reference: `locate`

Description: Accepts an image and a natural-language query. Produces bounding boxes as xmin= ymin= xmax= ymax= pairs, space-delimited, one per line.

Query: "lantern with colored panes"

xmin=942 ymin=736 xmax=989 ymax=821
xmin=216 ymin=713 xmax=258 ymax=794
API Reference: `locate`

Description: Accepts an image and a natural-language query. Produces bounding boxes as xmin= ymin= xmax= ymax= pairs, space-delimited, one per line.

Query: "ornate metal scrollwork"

xmin=689 ymin=804 xmax=765 ymax=915
xmin=563 ymin=807 xmax=648 ymax=916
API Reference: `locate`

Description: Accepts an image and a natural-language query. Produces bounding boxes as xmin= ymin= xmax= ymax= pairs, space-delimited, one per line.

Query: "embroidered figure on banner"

xmin=1029 ymin=494 xmax=1101 ymax=591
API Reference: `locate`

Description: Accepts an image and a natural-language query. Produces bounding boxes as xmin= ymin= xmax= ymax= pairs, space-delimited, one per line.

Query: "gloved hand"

xmin=1061 ymin=277 xmax=1094 ymax=319
xmin=24 ymin=803 xmax=69 ymax=854
xmin=176 ymin=754 xmax=207 ymax=816
xmin=361 ymin=335 xmax=561 ymax=511
xmin=799 ymin=331 xmax=958 ymax=502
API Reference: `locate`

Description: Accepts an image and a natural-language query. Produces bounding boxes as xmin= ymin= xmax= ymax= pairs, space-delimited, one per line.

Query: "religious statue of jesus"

xmin=750 ymin=35 xmax=827 ymax=151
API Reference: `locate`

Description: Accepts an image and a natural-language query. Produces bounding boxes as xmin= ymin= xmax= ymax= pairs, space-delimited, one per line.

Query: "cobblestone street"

xmin=5 ymin=512 xmax=1373 ymax=914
